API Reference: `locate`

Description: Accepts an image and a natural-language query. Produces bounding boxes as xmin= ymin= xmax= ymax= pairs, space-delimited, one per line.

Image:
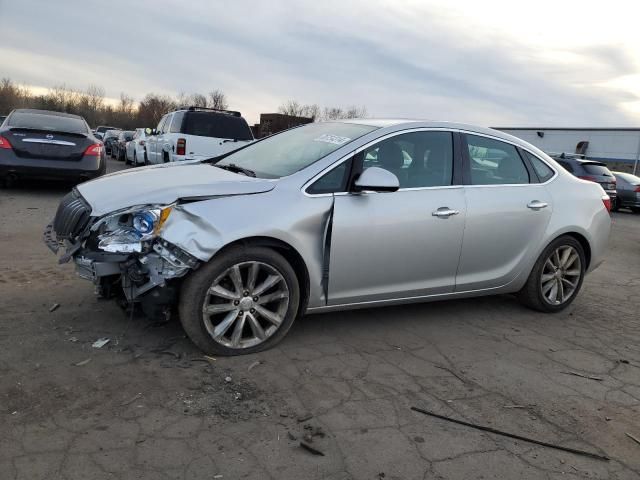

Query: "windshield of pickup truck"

xmin=216 ymin=122 xmax=377 ymax=178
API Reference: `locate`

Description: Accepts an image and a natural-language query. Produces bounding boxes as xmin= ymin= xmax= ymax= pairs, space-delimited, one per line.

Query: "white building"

xmin=495 ymin=127 xmax=640 ymax=172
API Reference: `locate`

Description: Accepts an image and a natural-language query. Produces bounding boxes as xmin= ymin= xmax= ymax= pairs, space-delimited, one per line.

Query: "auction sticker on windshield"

xmin=313 ymin=134 xmax=351 ymax=145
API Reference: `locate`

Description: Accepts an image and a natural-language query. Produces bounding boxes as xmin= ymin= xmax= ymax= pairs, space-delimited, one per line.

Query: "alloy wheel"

xmin=540 ymin=245 xmax=582 ymax=305
xmin=202 ymin=261 xmax=290 ymax=349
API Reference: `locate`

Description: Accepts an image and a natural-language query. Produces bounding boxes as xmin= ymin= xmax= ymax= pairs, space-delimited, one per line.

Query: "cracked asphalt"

xmin=1 ymin=158 xmax=639 ymax=479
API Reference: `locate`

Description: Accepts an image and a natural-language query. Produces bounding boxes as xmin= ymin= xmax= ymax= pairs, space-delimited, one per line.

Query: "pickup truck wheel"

xmin=133 ymin=151 xmax=137 ymax=166
xmin=179 ymin=246 xmax=300 ymax=355
xmin=163 ymin=152 xmax=169 ymax=163
xmin=517 ymin=235 xmax=585 ymax=313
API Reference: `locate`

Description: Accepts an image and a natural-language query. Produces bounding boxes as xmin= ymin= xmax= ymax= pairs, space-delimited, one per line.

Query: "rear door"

xmin=456 ymin=133 xmax=553 ymax=291
xmin=326 ymin=130 xmax=467 ymax=305
xmin=147 ymin=115 xmax=166 ymax=163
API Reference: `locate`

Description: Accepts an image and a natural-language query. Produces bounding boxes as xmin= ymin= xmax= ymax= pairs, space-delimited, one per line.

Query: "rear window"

xmin=182 ymin=112 xmax=253 ymax=140
xmin=614 ymin=172 xmax=640 ymax=184
xmin=581 ymin=163 xmax=613 ymax=176
xmin=8 ymin=112 xmax=87 ymax=134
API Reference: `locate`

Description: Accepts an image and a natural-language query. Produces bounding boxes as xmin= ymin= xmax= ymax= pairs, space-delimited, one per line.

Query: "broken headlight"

xmin=93 ymin=205 xmax=173 ymax=253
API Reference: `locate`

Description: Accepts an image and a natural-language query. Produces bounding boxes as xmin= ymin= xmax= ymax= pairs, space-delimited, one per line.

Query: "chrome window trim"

xmin=459 ymin=129 xmax=558 ymax=187
xmin=302 ymin=127 xmax=457 ymax=197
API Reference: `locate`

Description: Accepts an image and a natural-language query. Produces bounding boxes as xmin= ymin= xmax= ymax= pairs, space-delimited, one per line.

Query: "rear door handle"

xmin=527 ymin=200 xmax=548 ymax=210
xmin=432 ymin=207 xmax=460 ymax=218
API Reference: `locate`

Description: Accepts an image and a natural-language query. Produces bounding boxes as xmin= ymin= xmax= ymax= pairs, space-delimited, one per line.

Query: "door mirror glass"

xmin=353 ymin=167 xmax=399 ymax=192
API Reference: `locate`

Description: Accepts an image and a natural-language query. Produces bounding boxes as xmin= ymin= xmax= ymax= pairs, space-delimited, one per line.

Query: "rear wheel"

xmin=179 ymin=246 xmax=301 ymax=355
xmin=631 ymin=207 xmax=640 ymax=214
xmin=133 ymin=151 xmax=137 ymax=166
xmin=518 ymin=235 xmax=585 ymax=312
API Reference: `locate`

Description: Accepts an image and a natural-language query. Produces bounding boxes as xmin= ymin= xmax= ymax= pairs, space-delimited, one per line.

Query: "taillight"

xmin=84 ymin=143 xmax=103 ymax=156
xmin=634 ymin=186 xmax=640 ymax=193
xmin=0 ymin=135 xmax=12 ymax=149
xmin=176 ymin=138 xmax=186 ymax=156
xmin=602 ymin=195 xmax=611 ymax=213
xmin=139 ymin=140 xmax=145 ymax=146
xmin=578 ymin=175 xmax=597 ymax=182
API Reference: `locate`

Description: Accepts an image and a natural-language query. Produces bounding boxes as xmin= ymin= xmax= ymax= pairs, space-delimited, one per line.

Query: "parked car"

xmin=125 ymin=128 xmax=149 ymax=166
xmin=550 ymin=154 xmax=617 ymax=206
xmin=45 ymin=120 xmax=611 ymax=355
xmin=113 ymin=130 xmax=134 ymax=162
xmin=0 ymin=108 xmax=105 ymax=185
xmin=612 ymin=171 xmax=640 ymax=213
xmin=102 ymin=130 xmax=121 ymax=156
xmin=94 ymin=125 xmax=119 ymax=141
xmin=145 ymin=106 xmax=254 ymax=164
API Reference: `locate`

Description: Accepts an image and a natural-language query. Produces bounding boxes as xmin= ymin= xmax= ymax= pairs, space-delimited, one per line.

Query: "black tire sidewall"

xmin=179 ymin=246 xmax=301 ymax=356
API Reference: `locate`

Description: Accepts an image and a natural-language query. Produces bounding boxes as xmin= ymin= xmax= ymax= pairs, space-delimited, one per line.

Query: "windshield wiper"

xmin=214 ymin=163 xmax=256 ymax=177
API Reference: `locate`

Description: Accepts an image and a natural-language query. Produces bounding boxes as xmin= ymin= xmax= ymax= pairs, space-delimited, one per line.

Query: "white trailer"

xmin=495 ymin=128 xmax=640 ymax=174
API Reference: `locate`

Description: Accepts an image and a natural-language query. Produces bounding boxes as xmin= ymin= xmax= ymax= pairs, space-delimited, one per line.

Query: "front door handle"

xmin=432 ymin=207 xmax=460 ymax=218
xmin=527 ymin=200 xmax=548 ymax=210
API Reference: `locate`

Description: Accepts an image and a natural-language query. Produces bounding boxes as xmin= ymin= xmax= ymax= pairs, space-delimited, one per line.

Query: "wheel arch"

xmin=211 ymin=236 xmax=311 ymax=316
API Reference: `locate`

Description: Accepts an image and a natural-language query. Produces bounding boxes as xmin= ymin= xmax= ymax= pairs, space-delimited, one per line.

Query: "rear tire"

xmin=179 ymin=246 xmax=301 ymax=356
xmin=517 ymin=235 xmax=586 ymax=313
xmin=632 ymin=207 xmax=640 ymax=214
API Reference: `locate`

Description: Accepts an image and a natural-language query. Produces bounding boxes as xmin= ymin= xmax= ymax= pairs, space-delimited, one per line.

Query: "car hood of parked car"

xmin=77 ymin=161 xmax=277 ymax=217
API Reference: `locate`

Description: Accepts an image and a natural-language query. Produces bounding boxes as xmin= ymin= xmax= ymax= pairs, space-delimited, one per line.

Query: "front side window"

xmin=161 ymin=114 xmax=172 ymax=134
xmin=306 ymin=160 xmax=351 ymax=194
xmin=523 ymin=151 xmax=554 ymax=182
xmin=217 ymin=122 xmax=376 ymax=179
xmin=466 ymin=135 xmax=529 ymax=185
xmin=361 ymin=131 xmax=453 ymax=188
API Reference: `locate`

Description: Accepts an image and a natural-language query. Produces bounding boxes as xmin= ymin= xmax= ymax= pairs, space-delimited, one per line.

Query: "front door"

xmin=327 ymin=130 xmax=466 ymax=305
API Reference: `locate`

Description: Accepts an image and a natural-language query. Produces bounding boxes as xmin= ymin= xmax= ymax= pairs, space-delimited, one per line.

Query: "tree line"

xmin=0 ymin=78 xmax=367 ymax=129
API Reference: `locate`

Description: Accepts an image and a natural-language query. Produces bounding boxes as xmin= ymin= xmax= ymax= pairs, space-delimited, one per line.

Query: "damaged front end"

xmin=44 ymin=189 xmax=200 ymax=318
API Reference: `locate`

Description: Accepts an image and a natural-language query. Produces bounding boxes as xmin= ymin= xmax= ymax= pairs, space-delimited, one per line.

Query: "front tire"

xmin=179 ymin=246 xmax=301 ymax=355
xmin=518 ymin=235 xmax=586 ymax=313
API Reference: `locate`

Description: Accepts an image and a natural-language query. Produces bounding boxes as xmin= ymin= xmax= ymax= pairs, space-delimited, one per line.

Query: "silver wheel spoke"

xmin=257 ymin=290 xmax=289 ymax=304
xmin=253 ymin=275 xmax=281 ymax=296
xmin=231 ymin=314 xmax=246 ymax=347
xmin=560 ymin=247 xmax=571 ymax=268
xmin=255 ymin=305 xmax=282 ymax=326
xmin=229 ymin=265 xmax=244 ymax=295
xmin=561 ymin=277 xmax=577 ymax=288
xmin=548 ymin=281 xmax=558 ymax=303
xmin=247 ymin=313 xmax=266 ymax=341
xmin=246 ymin=263 xmax=259 ymax=291
xmin=209 ymin=285 xmax=238 ymax=301
xmin=541 ymin=273 xmax=555 ymax=282
xmin=213 ymin=310 xmax=239 ymax=339
xmin=553 ymin=250 xmax=561 ymax=269
xmin=542 ymin=279 xmax=555 ymax=295
xmin=565 ymin=253 xmax=578 ymax=269
xmin=565 ymin=269 xmax=580 ymax=277
xmin=204 ymin=303 xmax=237 ymax=315
xmin=557 ymin=278 xmax=565 ymax=302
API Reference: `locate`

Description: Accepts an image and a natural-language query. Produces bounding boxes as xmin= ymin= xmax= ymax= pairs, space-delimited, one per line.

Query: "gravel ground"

xmin=1 ymin=158 xmax=639 ymax=479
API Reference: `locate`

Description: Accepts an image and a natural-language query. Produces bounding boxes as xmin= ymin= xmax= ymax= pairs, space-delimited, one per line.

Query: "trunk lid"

xmin=7 ymin=128 xmax=92 ymax=161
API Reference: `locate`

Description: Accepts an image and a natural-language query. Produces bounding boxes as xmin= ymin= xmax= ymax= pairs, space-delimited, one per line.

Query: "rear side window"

xmin=182 ymin=112 xmax=253 ymax=140
xmin=170 ymin=112 xmax=185 ymax=133
xmin=466 ymin=135 xmax=529 ymax=185
xmin=9 ymin=112 xmax=87 ymax=134
xmin=582 ymin=163 xmax=613 ymax=176
xmin=523 ymin=151 xmax=554 ymax=182
xmin=557 ymin=160 xmax=574 ymax=173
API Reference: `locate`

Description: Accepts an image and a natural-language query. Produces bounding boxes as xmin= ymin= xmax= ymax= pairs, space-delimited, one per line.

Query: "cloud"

xmin=0 ymin=0 xmax=638 ymax=126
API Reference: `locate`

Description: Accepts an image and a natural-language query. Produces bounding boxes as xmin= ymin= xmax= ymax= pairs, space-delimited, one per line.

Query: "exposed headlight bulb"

xmin=132 ymin=211 xmax=159 ymax=235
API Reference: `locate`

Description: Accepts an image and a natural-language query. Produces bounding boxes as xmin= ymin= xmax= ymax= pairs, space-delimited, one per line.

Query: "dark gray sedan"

xmin=0 ymin=109 xmax=106 ymax=186
xmin=612 ymin=171 xmax=640 ymax=212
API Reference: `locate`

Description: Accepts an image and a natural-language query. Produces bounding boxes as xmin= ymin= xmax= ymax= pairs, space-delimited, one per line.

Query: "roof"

xmin=13 ymin=108 xmax=83 ymax=119
xmin=495 ymin=127 xmax=640 ymax=132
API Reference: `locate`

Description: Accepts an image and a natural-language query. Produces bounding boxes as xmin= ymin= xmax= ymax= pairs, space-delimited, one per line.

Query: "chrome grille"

xmin=52 ymin=189 xmax=91 ymax=240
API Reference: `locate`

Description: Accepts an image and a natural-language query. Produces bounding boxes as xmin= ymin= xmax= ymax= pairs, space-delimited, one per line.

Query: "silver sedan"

xmin=46 ymin=120 xmax=611 ymax=355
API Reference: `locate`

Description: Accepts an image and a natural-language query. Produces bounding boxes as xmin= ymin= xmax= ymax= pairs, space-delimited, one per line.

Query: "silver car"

xmin=45 ymin=120 xmax=611 ymax=355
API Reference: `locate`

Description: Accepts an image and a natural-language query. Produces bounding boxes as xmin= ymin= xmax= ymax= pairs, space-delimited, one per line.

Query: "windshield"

xmin=8 ymin=111 xmax=87 ymax=134
xmin=216 ymin=122 xmax=377 ymax=178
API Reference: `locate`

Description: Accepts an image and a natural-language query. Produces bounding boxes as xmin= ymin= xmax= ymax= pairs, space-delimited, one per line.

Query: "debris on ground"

xmin=225 ymin=376 xmax=232 ymax=383
xmin=92 ymin=337 xmax=111 ymax=349
xmin=626 ymin=432 xmax=640 ymax=446
xmin=561 ymin=371 xmax=603 ymax=381
xmin=287 ymin=431 xmax=297 ymax=441
xmin=204 ymin=355 xmax=216 ymax=362
xmin=297 ymin=414 xmax=313 ymax=423
xmin=411 ymin=406 xmax=609 ymax=461
xmin=300 ymin=440 xmax=325 ymax=456
xmin=247 ymin=360 xmax=261 ymax=371
xmin=68 ymin=337 xmax=78 ymax=343
xmin=49 ymin=303 xmax=60 ymax=312
xmin=120 ymin=393 xmax=142 ymax=406
xmin=74 ymin=358 xmax=91 ymax=366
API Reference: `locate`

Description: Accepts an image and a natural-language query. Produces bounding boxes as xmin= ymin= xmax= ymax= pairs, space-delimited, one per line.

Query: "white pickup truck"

xmin=144 ymin=107 xmax=254 ymax=164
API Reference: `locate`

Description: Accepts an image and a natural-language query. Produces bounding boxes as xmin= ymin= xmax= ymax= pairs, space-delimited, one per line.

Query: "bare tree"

xmin=278 ymin=100 xmax=320 ymax=120
xmin=208 ymin=89 xmax=228 ymax=110
xmin=190 ymin=93 xmax=208 ymax=108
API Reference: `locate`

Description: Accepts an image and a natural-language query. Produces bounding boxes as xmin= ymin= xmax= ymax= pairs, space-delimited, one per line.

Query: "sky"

xmin=0 ymin=0 xmax=639 ymax=126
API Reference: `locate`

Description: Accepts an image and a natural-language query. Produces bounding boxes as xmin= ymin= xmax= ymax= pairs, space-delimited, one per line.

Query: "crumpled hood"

xmin=77 ymin=162 xmax=276 ymax=216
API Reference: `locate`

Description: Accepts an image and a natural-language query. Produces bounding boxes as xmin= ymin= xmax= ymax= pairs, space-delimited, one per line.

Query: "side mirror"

xmin=145 ymin=128 xmax=154 ymax=135
xmin=353 ymin=167 xmax=399 ymax=193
